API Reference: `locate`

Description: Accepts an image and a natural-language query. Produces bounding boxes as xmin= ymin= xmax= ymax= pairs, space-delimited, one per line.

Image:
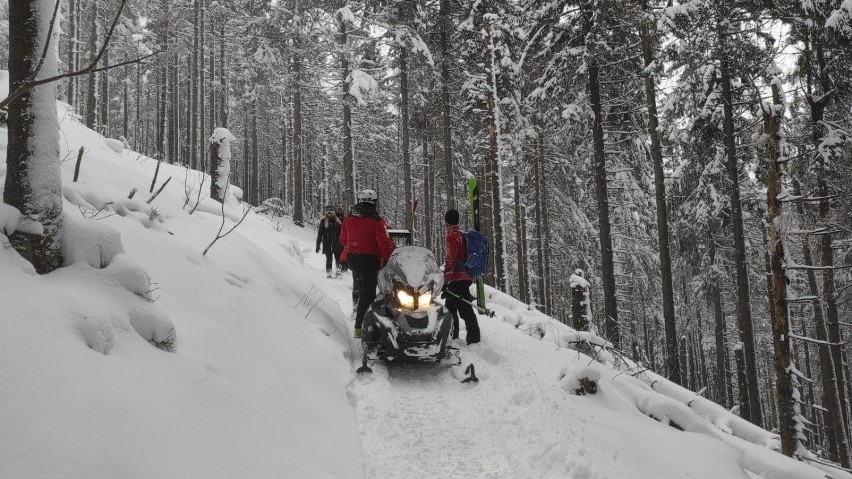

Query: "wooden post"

xmin=73 ymin=147 xmax=84 ymax=182
xmin=571 ymin=269 xmax=590 ymax=332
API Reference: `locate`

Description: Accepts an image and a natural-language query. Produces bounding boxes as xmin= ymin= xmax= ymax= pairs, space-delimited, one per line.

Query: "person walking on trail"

xmin=316 ymin=208 xmax=344 ymax=278
xmin=339 ymin=189 xmax=395 ymax=338
xmin=442 ymin=209 xmax=480 ymax=345
xmin=335 ymin=203 xmax=349 ymax=272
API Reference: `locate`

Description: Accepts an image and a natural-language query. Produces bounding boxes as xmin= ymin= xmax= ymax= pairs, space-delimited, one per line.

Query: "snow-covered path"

xmin=307 ymin=255 xmax=750 ymax=479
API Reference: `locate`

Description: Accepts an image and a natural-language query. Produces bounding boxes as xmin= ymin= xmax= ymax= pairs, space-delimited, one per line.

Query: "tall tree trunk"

xmin=209 ymin=17 xmax=215 ymax=131
xmin=588 ymin=50 xmax=618 ymax=347
xmin=66 ymin=0 xmax=77 ymax=107
xmin=85 ymin=1 xmax=99 ymax=130
xmin=640 ymin=5 xmax=680 ymax=385
xmin=719 ymin=27 xmax=762 ymax=426
xmin=5 ymin=0 xmax=64 ymax=273
xmin=764 ymin=82 xmax=797 ymax=457
xmin=399 ymin=3 xmax=412 ymax=232
xmin=439 ymin=0 xmax=454 ymax=209
xmin=514 ymin=174 xmax=527 ymax=304
xmin=242 ymin=110 xmax=249 ymax=197
xmin=483 ymin=10 xmax=506 ymax=291
xmin=540 ymin=142 xmax=553 ymax=314
xmin=159 ymin=63 xmax=168 ymax=164
xmin=251 ymin=101 xmax=259 ymax=206
xmin=292 ymin=31 xmax=304 ymax=225
xmin=190 ymin=0 xmax=199 ymax=170
xmin=338 ymin=9 xmax=355 ymax=206
xmin=135 ymin=61 xmax=141 ymax=150
xmin=710 ymin=235 xmax=729 ymax=406
xmin=534 ymin=134 xmax=545 ymax=310
xmin=100 ymin=48 xmax=109 ymax=135
xmin=122 ymin=65 xmax=129 ymax=142
xmin=199 ymin=0 xmax=206 ymax=169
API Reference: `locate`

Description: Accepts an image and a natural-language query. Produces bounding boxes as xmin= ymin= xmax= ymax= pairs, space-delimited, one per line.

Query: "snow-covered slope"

xmin=0 ymin=103 xmax=362 ymax=478
xmin=1 ymin=97 xmax=848 ymax=479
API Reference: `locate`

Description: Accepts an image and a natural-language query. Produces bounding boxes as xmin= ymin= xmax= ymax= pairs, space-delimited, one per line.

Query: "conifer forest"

xmin=2 ymin=0 xmax=852 ymax=470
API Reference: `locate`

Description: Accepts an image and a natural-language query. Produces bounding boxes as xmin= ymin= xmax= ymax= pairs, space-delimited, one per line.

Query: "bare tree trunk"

xmin=640 ymin=5 xmax=679 ymax=384
xmin=339 ymin=9 xmax=354 ymax=206
xmin=199 ymin=0 xmax=206 ymax=169
xmin=719 ymin=28 xmax=762 ymax=426
xmin=292 ymin=30 xmax=304 ymax=225
xmin=534 ymin=134 xmax=545 ymax=310
xmin=251 ymin=100 xmax=259 ymax=206
xmin=159 ymin=62 xmax=168 ymax=163
xmin=67 ymin=0 xmax=77 ymax=107
xmin=122 ymin=64 xmax=128 ymax=141
xmin=85 ymin=1 xmax=99 ymax=130
xmin=399 ymin=3 xmax=412 ymax=232
xmin=764 ymin=82 xmax=797 ymax=457
xmin=540 ymin=143 xmax=553 ymax=314
xmin=4 ymin=0 xmax=64 ymax=273
xmin=588 ymin=49 xmax=618 ymax=347
xmin=710 ymin=236 xmax=729 ymax=406
xmin=514 ymin=174 xmax=527 ymax=304
xmin=220 ymin=23 xmax=227 ymax=128
xmin=190 ymin=0 xmax=199 ymax=170
xmin=242 ymin=109 xmax=249 ymax=197
xmin=100 ymin=47 xmax=109 ymax=135
xmin=439 ymin=0 xmax=454 ymax=209
xmin=135 ymin=61 xmax=141 ymax=150
xmin=483 ymin=10 xmax=506 ymax=291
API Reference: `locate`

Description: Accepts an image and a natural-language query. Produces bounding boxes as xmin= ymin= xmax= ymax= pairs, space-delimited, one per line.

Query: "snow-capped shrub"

xmin=559 ymin=365 xmax=602 ymax=395
xmin=104 ymin=138 xmax=125 ymax=153
xmin=61 ymin=212 xmax=124 ymax=268
xmin=502 ymin=310 xmax=522 ymax=328
xmin=74 ymin=313 xmax=115 ymax=355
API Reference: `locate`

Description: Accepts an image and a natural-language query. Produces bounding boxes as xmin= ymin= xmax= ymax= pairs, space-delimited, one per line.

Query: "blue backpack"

xmin=455 ymin=230 xmax=489 ymax=278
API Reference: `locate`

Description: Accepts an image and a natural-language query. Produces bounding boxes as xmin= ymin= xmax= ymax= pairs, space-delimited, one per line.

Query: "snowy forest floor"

xmin=0 ymin=91 xmax=849 ymax=479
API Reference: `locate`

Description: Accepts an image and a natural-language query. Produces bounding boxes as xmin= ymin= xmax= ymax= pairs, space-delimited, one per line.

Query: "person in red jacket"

xmin=339 ymin=189 xmax=396 ymax=338
xmin=443 ymin=209 xmax=480 ymax=344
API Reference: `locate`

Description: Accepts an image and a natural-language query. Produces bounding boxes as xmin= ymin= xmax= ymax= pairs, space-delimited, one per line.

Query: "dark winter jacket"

xmin=339 ymin=203 xmax=395 ymax=263
xmin=444 ymin=225 xmax=473 ymax=283
xmin=317 ymin=216 xmax=343 ymax=254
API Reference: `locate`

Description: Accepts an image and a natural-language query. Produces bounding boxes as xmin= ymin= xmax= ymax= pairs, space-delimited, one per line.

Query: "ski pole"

xmin=441 ymin=289 xmax=496 ymax=318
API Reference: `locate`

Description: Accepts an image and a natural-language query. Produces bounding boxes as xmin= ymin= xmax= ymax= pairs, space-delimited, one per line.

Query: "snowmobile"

xmin=356 ymin=246 xmax=478 ymax=383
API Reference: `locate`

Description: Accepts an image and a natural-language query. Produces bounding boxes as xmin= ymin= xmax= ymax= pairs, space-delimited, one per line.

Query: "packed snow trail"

xmin=306 ymin=254 xmax=749 ymax=479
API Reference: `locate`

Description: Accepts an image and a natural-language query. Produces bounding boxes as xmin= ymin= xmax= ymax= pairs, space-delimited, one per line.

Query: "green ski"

xmin=467 ymin=177 xmax=486 ymax=309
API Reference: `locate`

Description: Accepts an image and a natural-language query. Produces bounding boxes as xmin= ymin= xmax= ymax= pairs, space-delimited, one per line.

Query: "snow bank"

xmin=0 ymin=99 xmax=361 ymax=478
xmin=476 ymin=285 xmax=851 ymax=479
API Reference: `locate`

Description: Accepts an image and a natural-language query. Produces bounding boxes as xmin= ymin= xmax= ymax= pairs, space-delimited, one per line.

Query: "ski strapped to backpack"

xmin=453 ymin=230 xmax=489 ymax=278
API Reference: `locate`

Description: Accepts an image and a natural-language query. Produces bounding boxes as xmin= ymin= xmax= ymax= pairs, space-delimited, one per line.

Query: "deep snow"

xmin=1 ymin=86 xmax=850 ymax=479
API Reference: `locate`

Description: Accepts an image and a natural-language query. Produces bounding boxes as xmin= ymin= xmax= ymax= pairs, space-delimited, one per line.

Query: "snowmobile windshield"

xmin=379 ymin=246 xmax=444 ymax=297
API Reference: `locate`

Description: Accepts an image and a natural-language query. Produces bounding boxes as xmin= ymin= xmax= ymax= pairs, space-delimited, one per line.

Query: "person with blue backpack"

xmin=442 ymin=209 xmax=481 ymax=345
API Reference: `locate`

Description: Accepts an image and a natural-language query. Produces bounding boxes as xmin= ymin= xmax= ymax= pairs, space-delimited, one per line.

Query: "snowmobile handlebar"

xmin=437 ymin=289 xmax=496 ymax=318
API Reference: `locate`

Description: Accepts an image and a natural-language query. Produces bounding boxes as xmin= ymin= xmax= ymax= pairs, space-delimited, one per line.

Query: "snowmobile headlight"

xmin=418 ymin=292 xmax=432 ymax=308
xmin=396 ymin=289 xmax=416 ymax=310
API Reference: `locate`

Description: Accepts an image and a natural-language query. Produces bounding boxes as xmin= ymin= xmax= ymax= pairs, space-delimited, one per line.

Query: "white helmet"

xmin=357 ymin=189 xmax=378 ymax=204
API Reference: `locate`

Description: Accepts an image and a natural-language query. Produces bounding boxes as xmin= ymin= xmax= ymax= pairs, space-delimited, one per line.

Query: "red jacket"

xmin=444 ymin=225 xmax=473 ymax=283
xmin=339 ymin=208 xmax=395 ymax=262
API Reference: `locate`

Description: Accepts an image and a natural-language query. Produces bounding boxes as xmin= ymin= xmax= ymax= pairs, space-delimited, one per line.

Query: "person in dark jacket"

xmin=316 ymin=208 xmax=344 ymax=278
xmin=442 ymin=209 xmax=480 ymax=345
xmin=335 ymin=203 xmax=349 ymax=272
xmin=339 ymin=189 xmax=396 ymax=338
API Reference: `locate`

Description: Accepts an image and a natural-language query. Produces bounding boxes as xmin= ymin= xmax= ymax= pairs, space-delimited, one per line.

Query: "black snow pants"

xmin=325 ymin=252 xmax=342 ymax=272
xmin=444 ymin=280 xmax=480 ymax=344
xmin=347 ymin=253 xmax=381 ymax=329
